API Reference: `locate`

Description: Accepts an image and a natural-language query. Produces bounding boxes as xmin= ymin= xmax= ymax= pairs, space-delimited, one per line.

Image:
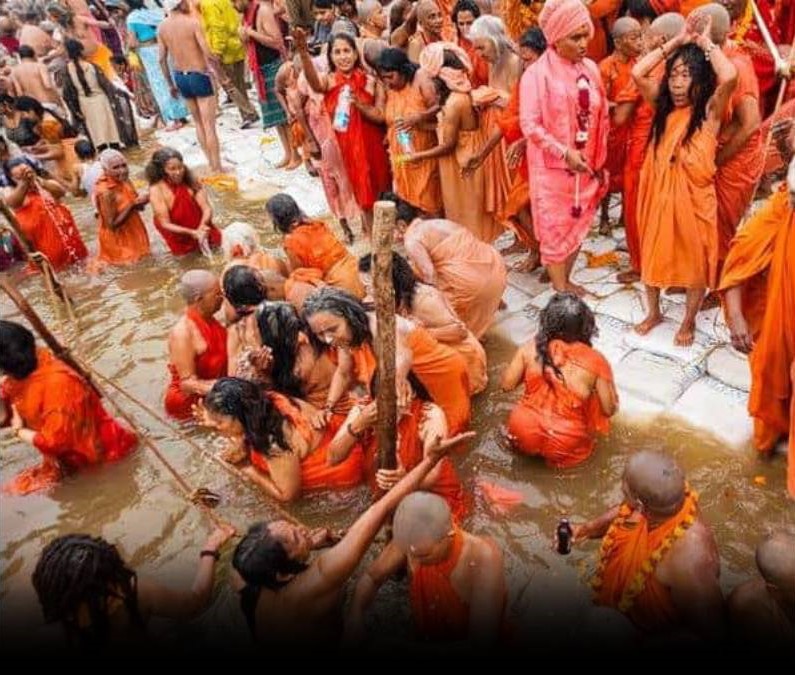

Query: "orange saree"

xmin=94 ymin=174 xmax=150 ymax=265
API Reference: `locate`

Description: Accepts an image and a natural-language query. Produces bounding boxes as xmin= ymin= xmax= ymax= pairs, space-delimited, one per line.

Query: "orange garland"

xmin=731 ymin=0 xmax=755 ymax=45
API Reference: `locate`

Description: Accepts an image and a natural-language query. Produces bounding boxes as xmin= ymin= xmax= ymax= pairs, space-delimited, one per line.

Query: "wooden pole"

xmin=372 ymin=200 xmax=398 ymax=471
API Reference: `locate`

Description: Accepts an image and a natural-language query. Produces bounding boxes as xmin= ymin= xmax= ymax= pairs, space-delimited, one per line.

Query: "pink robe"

xmin=519 ymin=49 xmax=609 ymax=265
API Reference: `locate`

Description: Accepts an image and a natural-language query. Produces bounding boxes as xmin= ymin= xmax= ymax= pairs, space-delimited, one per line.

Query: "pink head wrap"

xmin=538 ymin=0 xmax=594 ymax=46
xmin=419 ymin=41 xmax=473 ymax=93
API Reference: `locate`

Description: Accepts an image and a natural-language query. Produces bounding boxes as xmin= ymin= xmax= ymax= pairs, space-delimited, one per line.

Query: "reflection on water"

xmin=1 ymin=150 xmax=793 ymax=651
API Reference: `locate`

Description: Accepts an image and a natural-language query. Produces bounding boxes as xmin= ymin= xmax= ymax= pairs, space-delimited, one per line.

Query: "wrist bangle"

xmin=347 ymin=422 xmax=363 ymax=440
xmin=200 ymin=549 xmax=220 ymax=561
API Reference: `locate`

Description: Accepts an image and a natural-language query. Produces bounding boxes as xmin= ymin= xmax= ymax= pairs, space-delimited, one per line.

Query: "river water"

xmin=1 ymin=143 xmax=793 ymax=652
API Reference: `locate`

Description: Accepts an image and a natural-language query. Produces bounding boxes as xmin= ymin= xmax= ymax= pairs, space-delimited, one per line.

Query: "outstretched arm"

xmin=500 ymin=343 xmax=529 ymax=392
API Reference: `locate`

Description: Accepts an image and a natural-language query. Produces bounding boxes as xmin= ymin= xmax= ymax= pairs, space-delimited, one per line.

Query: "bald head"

xmin=756 ymin=531 xmax=795 ymax=590
xmin=416 ymin=0 xmax=440 ymax=24
xmin=624 ymin=450 xmax=686 ymax=516
xmin=179 ymin=269 xmax=218 ymax=304
xmin=611 ymin=16 xmax=641 ymax=39
xmin=393 ymin=492 xmax=452 ymax=553
xmin=692 ymin=4 xmax=731 ymax=44
xmin=650 ymin=12 xmax=686 ymax=42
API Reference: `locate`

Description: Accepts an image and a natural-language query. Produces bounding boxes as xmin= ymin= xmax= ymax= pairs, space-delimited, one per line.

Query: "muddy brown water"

xmin=1 ymin=148 xmax=793 ymax=651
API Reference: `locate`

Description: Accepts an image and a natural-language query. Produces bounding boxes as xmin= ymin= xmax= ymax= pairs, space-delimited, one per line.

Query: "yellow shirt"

xmin=199 ymin=0 xmax=246 ymax=65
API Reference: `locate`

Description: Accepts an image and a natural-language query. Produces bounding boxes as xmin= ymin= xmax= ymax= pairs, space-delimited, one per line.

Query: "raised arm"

xmin=293 ymin=27 xmax=326 ymax=93
xmin=700 ymin=36 xmax=737 ymax=129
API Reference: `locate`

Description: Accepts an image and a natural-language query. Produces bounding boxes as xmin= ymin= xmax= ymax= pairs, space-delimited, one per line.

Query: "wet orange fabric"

xmin=458 ymin=37 xmax=490 ymax=89
xmin=716 ymin=47 xmax=764 ymax=262
xmin=164 ymin=308 xmax=228 ymax=419
xmin=586 ymin=0 xmax=622 ymax=62
xmin=284 ymin=267 xmax=325 ymax=310
xmin=251 ymin=394 xmax=364 ymax=491
xmin=507 ymin=340 xmax=613 ymax=468
xmin=350 ymin=343 xmax=377 ymax=391
xmin=453 ymin=333 xmax=488 ymax=395
xmin=719 ymin=187 xmax=795 ymax=497
xmin=94 ymin=174 xmax=150 ymax=265
xmin=13 ymin=188 xmax=87 ymax=270
xmin=385 ymin=82 xmax=442 ymax=214
xmin=759 ymin=99 xmax=795 ymax=176
xmin=592 ymin=490 xmax=699 ymax=631
xmin=1 ymin=349 xmax=137 ymax=495
xmin=409 ymin=527 xmax=469 ymax=640
xmin=406 ymin=327 xmax=471 ymax=435
xmin=599 ymin=54 xmax=635 ymax=193
xmin=283 ymin=220 xmax=364 ymax=298
xmin=637 ymin=106 xmax=719 ymax=289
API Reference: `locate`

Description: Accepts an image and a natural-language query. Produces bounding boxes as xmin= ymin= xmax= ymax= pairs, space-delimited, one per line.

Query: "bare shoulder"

xmin=468 ymin=533 xmax=503 ymax=570
xmin=727 ymin=578 xmax=767 ymax=616
xmin=659 ymin=518 xmax=719 ymax=584
xmin=169 ymin=315 xmax=192 ymax=342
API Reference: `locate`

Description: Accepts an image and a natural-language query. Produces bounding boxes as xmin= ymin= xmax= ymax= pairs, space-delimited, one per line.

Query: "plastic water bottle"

xmin=396 ymin=129 xmax=413 ymax=154
xmin=0 ymin=230 xmax=13 ymax=255
xmin=333 ymin=85 xmax=352 ymax=132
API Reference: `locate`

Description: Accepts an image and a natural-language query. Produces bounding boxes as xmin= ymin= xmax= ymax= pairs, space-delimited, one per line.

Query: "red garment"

xmin=2 ymin=349 xmax=137 ymax=495
xmin=731 ymin=0 xmax=782 ymax=112
xmin=777 ymin=0 xmax=795 ymax=43
xmin=164 ymin=308 xmax=228 ymax=419
xmin=244 ymin=0 xmax=267 ymax=100
xmin=599 ymin=54 xmax=636 ymax=194
xmin=324 ymin=69 xmax=391 ymax=211
xmin=508 ymin=340 xmax=614 ymax=468
xmin=154 ymin=182 xmax=221 ymax=256
xmin=0 ymin=36 xmax=19 ymax=54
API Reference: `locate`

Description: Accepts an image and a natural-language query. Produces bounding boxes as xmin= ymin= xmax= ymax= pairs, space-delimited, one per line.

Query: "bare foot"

xmin=285 ymin=157 xmax=302 ymax=171
xmin=674 ymin=321 xmax=695 ymax=346
xmin=634 ymin=313 xmax=663 ymax=336
xmin=556 ymin=282 xmax=587 ymax=297
xmin=598 ymin=218 xmax=612 ymax=237
xmin=665 ymin=286 xmax=686 ymax=296
xmin=616 ymin=269 xmax=640 ymax=284
xmin=274 ymin=156 xmax=290 ymax=169
xmin=512 ymin=251 xmax=541 ymax=273
xmin=700 ymin=291 xmax=719 ymax=310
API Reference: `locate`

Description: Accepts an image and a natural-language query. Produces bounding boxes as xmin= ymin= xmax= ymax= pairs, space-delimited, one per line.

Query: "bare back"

xmin=19 ymin=25 xmax=53 ymax=57
xmin=12 ymin=61 xmax=58 ymax=104
xmin=158 ymin=13 xmax=208 ymax=72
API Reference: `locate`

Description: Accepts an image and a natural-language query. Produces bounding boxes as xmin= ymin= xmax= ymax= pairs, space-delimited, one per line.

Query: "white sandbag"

xmin=706 ymin=346 xmax=751 ymax=392
xmin=622 ymin=319 xmax=708 ymax=367
xmin=669 ymin=377 xmax=752 ymax=449
xmin=614 ymin=392 xmax=666 ymax=421
xmin=613 ymin=349 xmax=696 ymax=407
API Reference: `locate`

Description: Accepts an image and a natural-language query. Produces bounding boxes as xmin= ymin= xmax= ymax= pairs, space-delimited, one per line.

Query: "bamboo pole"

xmin=372 ymin=200 xmax=398 ymax=471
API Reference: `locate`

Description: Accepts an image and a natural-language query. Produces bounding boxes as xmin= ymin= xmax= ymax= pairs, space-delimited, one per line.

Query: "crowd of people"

xmin=0 ymin=0 xmax=794 ymax=654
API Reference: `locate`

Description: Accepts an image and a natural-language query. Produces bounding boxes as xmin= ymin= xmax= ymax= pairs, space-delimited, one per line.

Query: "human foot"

xmin=700 ymin=291 xmax=719 ymax=310
xmin=555 ymin=282 xmax=587 ymax=297
xmin=616 ymin=269 xmax=640 ymax=284
xmin=285 ymin=157 xmax=302 ymax=170
xmin=512 ymin=251 xmax=541 ymax=273
xmin=634 ymin=313 xmax=663 ymax=335
xmin=274 ymin=156 xmax=290 ymax=169
xmin=674 ymin=321 xmax=696 ymax=346
xmin=598 ymin=218 xmax=612 ymax=237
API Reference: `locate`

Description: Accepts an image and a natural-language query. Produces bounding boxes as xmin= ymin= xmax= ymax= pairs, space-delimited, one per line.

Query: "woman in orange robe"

xmin=201 ymin=378 xmax=364 ymax=502
xmin=1 ymin=158 xmax=87 ymax=270
xmin=266 ymin=193 xmax=364 ymax=299
xmin=633 ymin=34 xmax=737 ymax=347
xmin=501 ymin=292 xmax=617 ymax=468
xmin=0 ymin=321 xmax=137 ymax=495
xmin=94 ymin=150 xmax=150 ymax=266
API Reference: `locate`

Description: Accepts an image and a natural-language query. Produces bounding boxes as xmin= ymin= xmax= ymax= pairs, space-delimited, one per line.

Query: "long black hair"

xmin=65 ymin=39 xmax=92 ymax=97
xmin=233 ymin=522 xmax=309 ymax=593
xmin=31 ymin=534 xmax=145 ymax=648
xmin=0 ymin=319 xmax=38 ymax=379
xmin=376 ymin=47 xmax=418 ymax=83
xmin=651 ymin=44 xmax=716 ymax=148
xmin=265 ymin=193 xmax=302 ymax=234
xmin=327 ymin=32 xmax=361 ymax=73
xmin=535 ymin=292 xmax=597 ymax=378
xmin=358 ymin=251 xmax=417 ymax=313
xmin=302 ymin=287 xmax=372 ymax=347
xmin=223 ymin=265 xmax=269 ymax=316
xmin=255 ymin=302 xmax=325 ymax=397
xmin=433 ymin=49 xmax=468 ymax=105
xmin=144 ymin=147 xmax=198 ymax=189
xmin=204 ymin=378 xmax=288 ymax=457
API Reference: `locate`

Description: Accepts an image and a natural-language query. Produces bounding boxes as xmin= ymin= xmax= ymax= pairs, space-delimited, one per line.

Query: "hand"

xmin=192 ymin=400 xmax=215 ymax=428
xmin=506 ymin=139 xmax=526 ymax=169
xmin=564 ymin=148 xmax=591 ymax=174
xmin=238 ymin=26 xmax=250 ymax=42
xmin=571 ymin=523 xmax=590 ymax=545
xmin=169 ymin=84 xmax=179 ymax=100
xmin=134 ymin=192 xmax=149 ymax=207
xmin=461 ymin=153 xmax=484 ymax=176
xmin=400 ymin=153 xmax=420 ymax=164
xmin=307 ymin=405 xmax=330 ymax=431
xmin=396 ymin=377 xmax=412 ymax=410
xmin=426 ymin=431 xmax=477 ymax=462
xmin=308 ymin=526 xmax=343 ymax=548
xmin=219 ymin=438 xmax=248 ymax=464
xmin=375 ymin=465 xmax=406 ymax=491
xmin=10 ymin=405 xmax=23 ymax=433
xmin=202 ymin=523 xmax=236 ymax=553
xmin=194 ymin=224 xmax=210 ymax=241
xmin=248 ymin=345 xmax=273 ymax=374
xmin=355 ymin=401 xmax=378 ymax=432
xmin=395 ymin=113 xmax=421 ymax=131
xmin=727 ymin=310 xmax=753 ymax=354
xmin=292 ymin=27 xmax=308 ymax=53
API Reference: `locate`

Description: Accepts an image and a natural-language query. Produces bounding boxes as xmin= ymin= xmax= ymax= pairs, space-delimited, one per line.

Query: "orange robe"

xmin=283 ymin=220 xmax=364 ymax=299
xmin=599 ymin=54 xmax=636 ymax=194
xmin=718 ymin=186 xmax=795 ymax=497
xmin=94 ymin=175 xmax=150 ymax=265
xmin=250 ymin=393 xmax=364 ymax=491
xmin=507 ymin=340 xmax=614 ymax=468
xmin=164 ymin=308 xmax=228 ymax=420
xmin=284 ymin=267 xmax=325 ymax=310
xmin=716 ymin=47 xmax=764 ymax=263
xmin=406 ymin=327 xmax=471 ymax=435
xmin=730 ymin=0 xmax=781 ymax=113
xmin=458 ymin=37 xmax=490 ymax=89
xmin=592 ymin=490 xmax=699 ymax=631
xmin=759 ymin=98 xmax=795 ymax=176
xmin=409 ymin=527 xmax=470 ymax=640
xmin=13 ymin=188 xmax=87 ymax=270
xmin=385 ymin=83 xmax=442 ymax=215
xmin=637 ymin=107 xmax=719 ymax=289
xmin=452 ymin=332 xmax=488 ymax=396
xmin=1 ymin=349 xmax=137 ymax=495
xmin=586 ymin=0 xmax=622 ymax=62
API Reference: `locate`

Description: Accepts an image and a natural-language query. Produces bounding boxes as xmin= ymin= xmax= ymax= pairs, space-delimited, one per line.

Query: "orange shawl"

xmin=94 ymin=175 xmax=150 ymax=265
xmin=592 ymin=489 xmax=699 ymax=631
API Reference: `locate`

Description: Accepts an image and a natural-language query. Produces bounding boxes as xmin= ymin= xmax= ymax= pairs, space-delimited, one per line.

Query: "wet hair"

xmin=302 ymin=287 xmax=372 ymax=347
xmin=31 ymin=534 xmax=144 ymax=648
xmin=327 ymin=32 xmax=361 ymax=72
xmin=389 ymin=0 xmax=409 ymax=30
xmin=469 ymin=15 xmax=512 ymax=56
xmin=14 ymin=95 xmax=44 ymax=118
xmin=452 ymin=0 xmax=480 ymax=24
xmin=377 ymin=47 xmax=418 ymax=82
xmin=233 ymin=522 xmax=309 ymax=592
xmin=2 ymin=156 xmax=45 ymax=187
xmin=204 ymin=378 xmax=287 ymax=456
xmin=434 ymin=49 xmax=467 ymax=104
xmin=0 ymin=320 xmax=38 ymax=379
xmin=222 ymin=265 xmax=269 ymax=313
xmin=74 ymin=138 xmax=96 ymax=160
xmin=47 ymin=3 xmax=73 ymax=28
xmin=651 ymin=44 xmax=716 ymax=148
xmin=0 ymin=93 xmax=15 ymax=109
xmin=625 ymin=0 xmax=659 ymax=21
xmin=65 ymin=39 xmax=92 ymax=97
xmin=314 ymin=0 xmax=333 ymax=9
xmin=358 ymin=251 xmax=417 ymax=312
xmin=255 ymin=301 xmax=325 ymax=397
xmin=23 ymin=11 xmax=40 ymax=23
xmin=519 ymin=26 xmax=547 ymax=53
xmin=265 ymin=193 xmax=303 ymax=234
xmin=535 ymin=292 xmax=597 ymax=378
xmin=18 ymin=45 xmax=35 ymax=59
xmin=144 ymin=147 xmax=197 ymax=189
xmin=380 ymin=190 xmax=420 ymax=225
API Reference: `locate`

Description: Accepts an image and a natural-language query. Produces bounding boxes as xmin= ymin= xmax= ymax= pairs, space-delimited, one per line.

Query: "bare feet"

xmin=674 ymin=321 xmax=696 ymax=346
xmin=616 ymin=269 xmax=640 ymax=284
xmin=700 ymin=291 xmax=720 ymax=310
xmin=554 ymin=282 xmax=587 ymax=297
xmin=512 ymin=251 xmax=541 ymax=273
xmin=285 ymin=157 xmax=302 ymax=170
xmin=598 ymin=218 xmax=612 ymax=237
xmin=274 ymin=156 xmax=290 ymax=169
xmin=634 ymin=313 xmax=663 ymax=335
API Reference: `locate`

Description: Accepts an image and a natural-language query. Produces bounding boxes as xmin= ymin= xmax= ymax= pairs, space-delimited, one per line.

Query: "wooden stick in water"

xmin=372 ymin=200 xmax=398 ymax=471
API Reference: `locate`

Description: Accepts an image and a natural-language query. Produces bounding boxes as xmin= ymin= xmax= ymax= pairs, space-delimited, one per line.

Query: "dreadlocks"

xmin=358 ymin=251 xmax=418 ymax=313
xmin=535 ymin=292 xmax=597 ymax=379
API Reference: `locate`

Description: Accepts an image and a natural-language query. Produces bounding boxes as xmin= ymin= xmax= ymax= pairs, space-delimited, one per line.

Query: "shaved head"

xmin=611 ymin=16 xmax=641 ymax=39
xmin=692 ymin=4 xmax=731 ymax=44
xmin=393 ymin=492 xmax=452 ymax=552
xmin=179 ymin=269 xmax=218 ymax=303
xmin=756 ymin=531 xmax=795 ymax=590
xmin=624 ymin=451 xmax=686 ymax=516
xmin=650 ymin=12 xmax=686 ymax=41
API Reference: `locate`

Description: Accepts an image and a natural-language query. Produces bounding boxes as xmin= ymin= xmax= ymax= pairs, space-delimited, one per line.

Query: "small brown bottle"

xmin=556 ymin=518 xmax=573 ymax=555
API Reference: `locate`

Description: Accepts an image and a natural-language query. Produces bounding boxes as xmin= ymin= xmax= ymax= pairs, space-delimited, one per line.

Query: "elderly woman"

xmin=94 ymin=149 xmax=150 ymax=265
xmin=519 ymin=0 xmax=609 ymax=295
xmin=221 ymin=221 xmax=288 ymax=275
